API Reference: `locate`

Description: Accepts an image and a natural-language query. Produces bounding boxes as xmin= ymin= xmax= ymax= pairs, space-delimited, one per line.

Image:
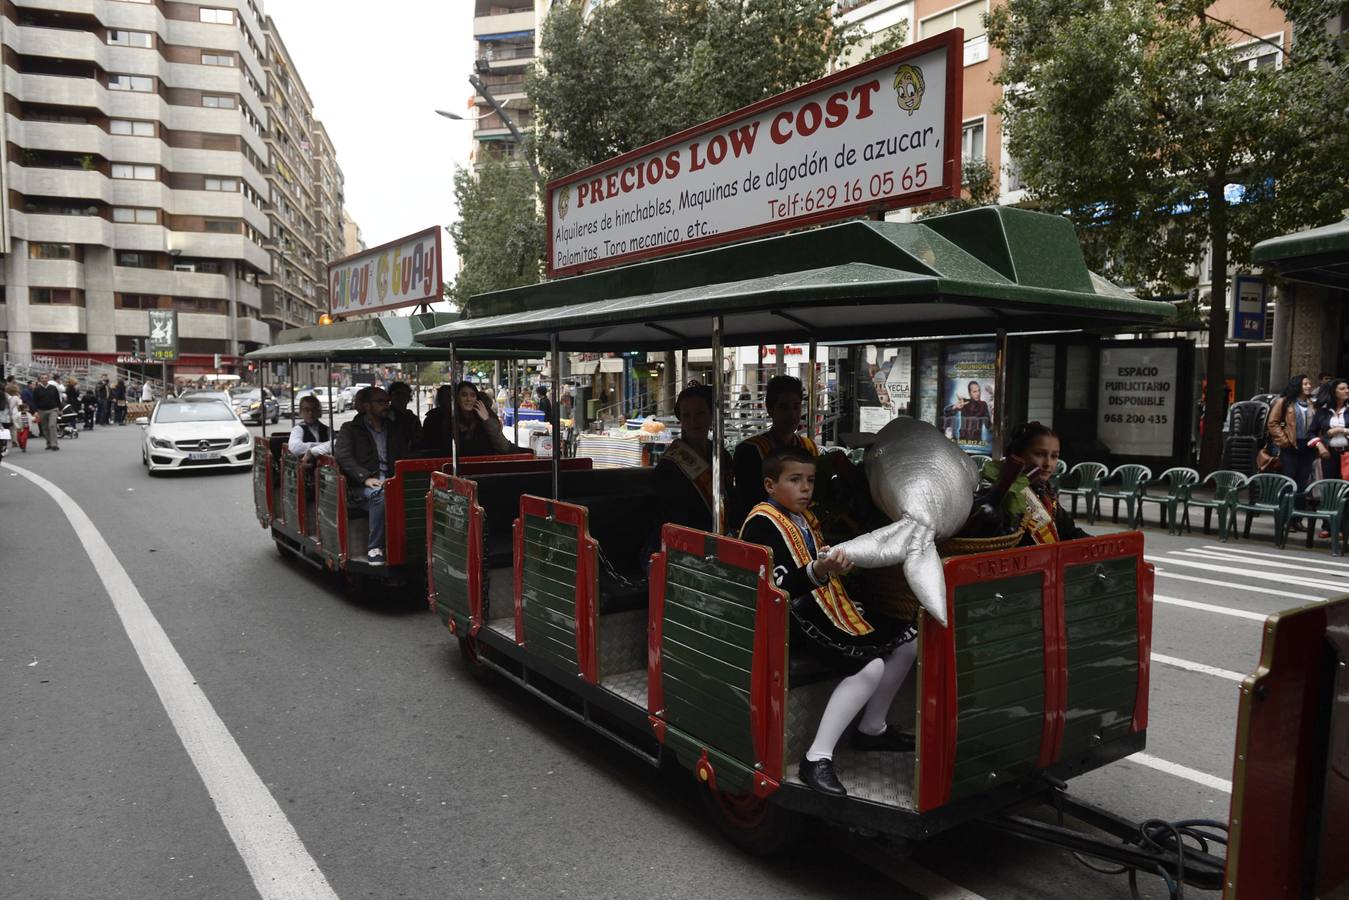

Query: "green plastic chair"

xmin=1058 ymin=462 xmax=1107 ymax=524
xmin=1096 ymin=464 xmax=1153 ymax=525
xmin=1135 ymin=467 xmax=1200 ymax=532
xmin=1293 ymin=479 xmax=1349 ymax=556
xmin=1228 ymin=473 xmax=1297 ymax=546
xmin=1049 ymin=458 xmax=1068 ymax=493
xmin=1180 ymin=471 xmax=1248 ymax=539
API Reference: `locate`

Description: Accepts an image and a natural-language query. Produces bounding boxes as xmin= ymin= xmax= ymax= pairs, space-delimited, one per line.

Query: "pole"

xmin=807 ymin=339 xmax=818 ymax=443
xmin=449 ymin=345 xmax=458 ymax=477
xmin=468 ymin=74 xmax=543 ymax=188
xmin=325 ymin=359 xmax=334 ymax=437
xmin=712 ymin=316 xmax=725 ymax=535
xmin=288 ymin=357 xmax=296 ymax=426
xmin=993 ymin=329 xmax=1010 ymax=458
xmin=511 ymin=359 xmax=520 ymax=447
xmin=550 ymin=334 xmax=561 ymax=501
xmin=258 ymin=362 xmax=267 ymax=437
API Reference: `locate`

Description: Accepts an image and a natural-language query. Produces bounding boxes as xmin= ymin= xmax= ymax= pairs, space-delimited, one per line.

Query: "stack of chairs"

xmin=1222 ymin=399 xmax=1271 ymax=476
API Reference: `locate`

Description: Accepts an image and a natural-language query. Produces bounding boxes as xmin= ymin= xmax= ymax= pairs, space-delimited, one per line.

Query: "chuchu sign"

xmin=546 ymin=31 xmax=961 ymax=277
xmin=328 ymin=226 xmax=443 ymax=319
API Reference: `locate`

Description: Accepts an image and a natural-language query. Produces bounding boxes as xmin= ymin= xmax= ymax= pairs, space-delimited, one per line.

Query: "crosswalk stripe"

xmin=1128 ymin=753 xmax=1232 ymax=793
xmin=1144 ymin=554 xmax=1343 ymax=592
xmin=1177 ymin=547 xmax=1349 ymax=581
xmin=1152 ymin=653 xmax=1246 ymax=682
xmin=1151 ymin=568 xmax=1324 ymax=603
xmin=1154 ymin=594 xmax=1269 ymax=621
xmin=1200 ymin=544 xmax=1349 ymax=572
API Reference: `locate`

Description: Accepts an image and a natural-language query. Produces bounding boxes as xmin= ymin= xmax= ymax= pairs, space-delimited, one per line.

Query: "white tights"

xmin=804 ymin=641 xmax=919 ymax=762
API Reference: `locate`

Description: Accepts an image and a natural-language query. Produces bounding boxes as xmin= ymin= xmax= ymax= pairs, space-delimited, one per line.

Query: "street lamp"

xmin=436 ymin=73 xmax=543 ymax=187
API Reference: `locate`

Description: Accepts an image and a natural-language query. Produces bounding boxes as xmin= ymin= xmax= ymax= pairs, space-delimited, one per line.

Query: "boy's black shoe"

xmin=798 ymin=758 xmax=847 ymax=796
xmin=851 ymin=727 xmax=916 ymax=753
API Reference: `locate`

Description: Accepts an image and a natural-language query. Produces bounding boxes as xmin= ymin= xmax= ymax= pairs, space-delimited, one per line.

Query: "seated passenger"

xmin=386 ymin=381 xmax=424 ymax=449
xmin=647 ymin=385 xmax=736 ymax=557
xmin=733 ymin=375 xmax=818 ymax=523
xmin=422 ymin=382 xmax=515 ymax=457
xmin=333 ymin=386 xmax=412 ymax=563
xmin=287 ymin=395 xmax=332 ymax=468
xmin=971 ymin=422 xmax=1088 ymax=545
xmin=740 ymin=447 xmax=917 ymax=797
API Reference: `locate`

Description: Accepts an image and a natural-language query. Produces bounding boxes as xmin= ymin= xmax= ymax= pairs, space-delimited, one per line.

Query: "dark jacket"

xmin=333 ymin=416 xmax=411 ymax=487
xmin=31 ymin=383 xmax=61 ymax=412
xmin=653 ymin=445 xmax=736 ymax=535
xmin=422 ymin=407 xmax=512 ymax=457
xmin=112 ymin=382 xmax=127 ymax=402
xmin=95 ymin=381 xmax=111 ymax=401
xmin=732 ymin=431 xmax=818 ymax=526
xmin=390 ymin=407 xmax=423 ymax=449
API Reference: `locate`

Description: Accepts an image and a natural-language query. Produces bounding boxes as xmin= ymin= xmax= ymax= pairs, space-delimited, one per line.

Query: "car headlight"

xmin=249 ymin=402 xmax=261 ymax=410
xmin=232 ymin=433 xmax=250 ymax=446
xmin=150 ymin=437 xmax=173 ymax=449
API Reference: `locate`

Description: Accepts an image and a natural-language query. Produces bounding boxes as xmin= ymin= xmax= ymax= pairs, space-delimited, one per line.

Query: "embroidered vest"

xmin=301 ymin=421 xmax=330 ymax=444
xmin=1021 ymin=488 xmax=1061 ymax=544
xmin=746 ymin=432 xmax=818 ymax=462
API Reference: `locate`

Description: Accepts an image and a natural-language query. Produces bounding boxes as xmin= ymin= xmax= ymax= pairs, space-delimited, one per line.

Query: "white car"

xmin=139 ymin=398 xmax=253 ymax=475
xmin=293 ymin=387 xmax=338 ymax=413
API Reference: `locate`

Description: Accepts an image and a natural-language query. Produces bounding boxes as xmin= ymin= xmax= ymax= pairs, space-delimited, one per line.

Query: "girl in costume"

xmin=974 ymin=422 xmax=1088 ymax=545
xmin=646 ymin=385 xmax=737 ymax=568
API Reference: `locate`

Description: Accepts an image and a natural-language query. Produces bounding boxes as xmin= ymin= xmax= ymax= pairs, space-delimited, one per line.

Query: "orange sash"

xmin=1021 ymin=488 xmax=1061 ymax=544
xmin=747 ymin=432 xmax=818 ymax=461
xmin=742 ymin=502 xmax=873 ymax=637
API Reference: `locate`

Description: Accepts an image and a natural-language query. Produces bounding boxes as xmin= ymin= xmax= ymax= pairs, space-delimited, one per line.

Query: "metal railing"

xmin=3 ymin=352 xmax=168 ymax=397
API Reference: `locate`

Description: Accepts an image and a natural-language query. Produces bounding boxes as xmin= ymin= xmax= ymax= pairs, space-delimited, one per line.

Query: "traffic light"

xmin=213 ymin=353 xmax=221 ymax=369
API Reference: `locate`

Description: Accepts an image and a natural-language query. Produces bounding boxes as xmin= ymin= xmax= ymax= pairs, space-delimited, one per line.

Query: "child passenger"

xmin=739 ymin=446 xmax=918 ymax=797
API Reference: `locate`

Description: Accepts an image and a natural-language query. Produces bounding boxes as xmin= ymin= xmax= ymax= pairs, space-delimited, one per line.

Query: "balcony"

xmin=474 ymin=10 xmax=534 ymax=39
xmin=26 ymin=258 xmax=85 ymax=289
xmin=113 ymin=266 xmax=229 ymax=299
xmin=26 ymin=303 xmax=86 ymax=333
xmin=8 ymin=165 xmax=110 ymax=202
xmin=236 ymin=316 xmax=270 ymax=344
xmin=15 ymin=211 xmax=113 ymax=246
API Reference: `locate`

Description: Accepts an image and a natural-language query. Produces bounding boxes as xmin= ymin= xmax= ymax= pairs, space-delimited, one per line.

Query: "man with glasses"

xmin=333 ymin=386 xmax=412 ymax=563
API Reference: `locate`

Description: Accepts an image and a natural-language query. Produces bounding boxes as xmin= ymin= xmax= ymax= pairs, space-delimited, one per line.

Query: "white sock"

xmin=805 ymin=658 xmax=884 ymax=762
xmin=858 ymin=642 xmax=919 ymax=736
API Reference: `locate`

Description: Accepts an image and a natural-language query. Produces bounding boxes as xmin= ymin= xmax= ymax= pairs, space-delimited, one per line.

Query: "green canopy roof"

xmin=418 ymin=206 xmax=1172 ymax=351
xmin=1252 ymin=218 xmax=1349 ymax=289
xmin=244 ymin=313 xmax=529 ymax=362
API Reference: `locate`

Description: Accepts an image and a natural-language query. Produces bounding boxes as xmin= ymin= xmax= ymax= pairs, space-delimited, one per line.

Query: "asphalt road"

xmin=4 ymin=421 xmax=1338 ymax=899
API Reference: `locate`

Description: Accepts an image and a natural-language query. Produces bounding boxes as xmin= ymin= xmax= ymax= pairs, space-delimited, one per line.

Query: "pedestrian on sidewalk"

xmin=140 ymin=380 xmax=153 ymax=403
xmin=2 ymin=383 xmax=19 ymax=451
xmin=32 ymin=373 xmax=62 ymax=451
xmin=95 ymin=375 xmax=111 ymax=425
xmin=112 ymin=378 xmax=128 ymax=425
xmin=1269 ymin=374 xmax=1316 ymax=528
xmin=1311 ymin=378 xmax=1349 ymax=478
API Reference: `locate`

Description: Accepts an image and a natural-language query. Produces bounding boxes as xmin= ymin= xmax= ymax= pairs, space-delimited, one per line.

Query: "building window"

xmin=30 ymin=287 xmax=84 ymax=306
xmin=116 ymin=251 xmax=156 ymax=268
xmin=29 ymin=243 xmax=82 ymax=260
xmin=116 ymin=293 xmax=159 ymax=309
xmin=199 ymin=8 xmax=235 ymax=24
xmin=108 ymin=73 xmax=154 ymax=92
xmin=961 ymin=118 xmax=985 ymax=163
xmin=204 ymin=219 xmax=239 ymax=234
xmin=171 ymin=296 xmax=227 ymax=314
xmin=919 ymin=0 xmax=989 ymax=66
xmin=201 ymin=52 xmax=236 ymax=67
xmin=112 ymin=163 xmax=157 ymax=180
xmin=202 ymin=94 xmax=236 ymax=109
xmin=113 ymin=207 xmax=158 ymax=224
xmin=1233 ymin=36 xmax=1284 ymax=70
xmin=108 ymin=30 xmax=153 ymax=48
xmin=204 ymin=177 xmax=240 ymax=192
xmin=111 ymin=119 xmax=155 ymax=137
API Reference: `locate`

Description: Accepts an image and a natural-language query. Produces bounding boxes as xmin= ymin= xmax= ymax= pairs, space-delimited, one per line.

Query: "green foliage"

xmin=447 ymin=156 xmax=545 ymax=308
xmin=530 ymin=0 xmax=862 ymax=180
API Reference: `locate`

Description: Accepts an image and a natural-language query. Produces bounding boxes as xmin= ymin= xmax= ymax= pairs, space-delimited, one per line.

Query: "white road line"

xmin=1151 ymin=653 xmax=1246 ymax=682
xmin=1177 ymin=547 xmax=1349 ymax=581
xmin=4 ymin=462 xmax=337 ymax=900
xmin=1154 ymin=594 xmax=1268 ymax=622
xmin=1203 ymin=544 xmax=1349 ymax=571
xmin=1128 ymin=753 xmax=1232 ymax=793
xmin=1144 ymin=554 xmax=1342 ymax=592
xmin=1151 ymin=567 xmax=1324 ymax=603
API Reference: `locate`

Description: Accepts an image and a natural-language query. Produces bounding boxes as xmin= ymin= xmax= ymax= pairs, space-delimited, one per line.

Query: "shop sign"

xmin=328 ymin=226 xmax=442 ymax=319
xmin=1231 ymin=276 xmax=1268 ymax=341
xmin=546 ymin=31 xmax=961 ymax=276
xmin=1097 ymin=346 xmax=1178 ymax=456
xmin=941 ymin=342 xmax=995 ymax=454
xmin=148 ymin=309 xmax=179 ymax=362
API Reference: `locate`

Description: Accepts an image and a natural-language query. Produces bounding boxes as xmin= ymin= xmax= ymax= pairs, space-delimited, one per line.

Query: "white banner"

xmin=1097 ymin=346 xmax=1178 ymax=456
xmin=547 ymin=33 xmax=960 ymax=276
xmin=328 ymin=227 xmax=442 ymax=319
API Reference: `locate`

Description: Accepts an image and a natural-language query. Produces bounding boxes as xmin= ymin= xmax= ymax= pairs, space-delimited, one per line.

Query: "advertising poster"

xmin=328 ymin=226 xmax=443 ymax=319
xmin=871 ymin=346 xmax=912 ymax=418
xmin=942 ymin=342 xmax=995 ymax=454
xmin=1097 ymin=346 xmax=1178 ymax=456
xmin=917 ymin=345 xmax=940 ymax=426
xmin=147 ymin=309 xmax=179 ymax=362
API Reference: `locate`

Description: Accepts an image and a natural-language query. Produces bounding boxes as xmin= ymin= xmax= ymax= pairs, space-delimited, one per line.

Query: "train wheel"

xmin=275 ymin=540 xmax=295 ymax=561
xmin=456 ymin=634 xmax=493 ymax=682
xmin=699 ymin=786 xmax=801 ymax=856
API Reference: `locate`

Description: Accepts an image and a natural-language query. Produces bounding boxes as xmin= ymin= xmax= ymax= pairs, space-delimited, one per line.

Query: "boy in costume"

xmin=733 ymin=375 xmax=818 ymax=522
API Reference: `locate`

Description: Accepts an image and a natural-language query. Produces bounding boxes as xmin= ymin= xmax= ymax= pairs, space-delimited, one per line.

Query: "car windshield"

xmin=155 ymin=400 xmax=237 ymax=423
xmin=235 ymin=390 xmax=267 ymax=402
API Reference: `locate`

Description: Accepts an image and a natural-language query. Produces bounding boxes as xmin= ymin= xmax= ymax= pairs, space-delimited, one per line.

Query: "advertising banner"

xmin=872 ymin=347 xmax=912 ymax=417
xmin=1231 ymin=275 xmax=1268 ymax=341
xmin=546 ymin=32 xmax=961 ymax=276
xmin=942 ymin=342 xmax=995 ymax=454
xmin=147 ymin=309 xmax=179 ymax=362
xmin=328 ymin=226 xmax=443 ymax=319
xmin=1097 ymin=345 xmax=1178 ymax=456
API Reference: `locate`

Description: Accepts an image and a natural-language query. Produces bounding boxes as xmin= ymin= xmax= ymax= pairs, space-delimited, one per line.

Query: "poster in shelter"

xmin=871 ymin=347 xmax=912 ymax=418
xmin=942 ymin=342 xmax=995 ymax=454
xmin=1097 ymin=345 xmax=1178 ymax=456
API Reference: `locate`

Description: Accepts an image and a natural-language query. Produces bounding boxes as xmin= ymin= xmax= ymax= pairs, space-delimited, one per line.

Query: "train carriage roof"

xmin=1252 ymin=217 xmax=1349 ymax=289
xmin=417 ymin=206 xmax=1174 ymax=351
xmin=244 ymin=312 xmax=522 ymax=362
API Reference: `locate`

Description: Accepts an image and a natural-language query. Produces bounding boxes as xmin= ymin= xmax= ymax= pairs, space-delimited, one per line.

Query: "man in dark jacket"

xmin=333 ymin=386 xmax=409 ymax=563
xmin=95 ymin=375 xmax=111 ymax=425
xmin=32 ymin=373 xmax=62 ymax=450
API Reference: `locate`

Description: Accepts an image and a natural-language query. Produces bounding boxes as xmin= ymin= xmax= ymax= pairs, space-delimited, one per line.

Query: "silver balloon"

xmin=828 ymin=417 xmax=978 ymax=627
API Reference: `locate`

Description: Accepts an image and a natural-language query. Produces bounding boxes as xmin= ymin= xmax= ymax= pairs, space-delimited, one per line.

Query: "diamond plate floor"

xmin=486 ymin=617 xmax=516 ymax=642
xmin=601 ymin=667 xmax=647 ymax=708
xmin=783 ymin=747 xmax=915 ymax=807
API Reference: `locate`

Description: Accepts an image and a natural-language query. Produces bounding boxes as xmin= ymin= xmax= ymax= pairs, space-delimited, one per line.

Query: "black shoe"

xmin=798 ymin=757 xmax=847 ymax=796
xmin=851 ymin=727 xmax=915 ymax=753
xmin=52 ymin=445 xmax=60 ymax=451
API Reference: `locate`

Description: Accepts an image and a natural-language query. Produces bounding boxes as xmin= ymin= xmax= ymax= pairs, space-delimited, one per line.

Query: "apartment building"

xmin=471 ymin=0 xmax=548 ymax=167
xmin=0 ymin=0 xmax=348 ymax=379
xmin=341 ymin=207 xmax=363 ymax=257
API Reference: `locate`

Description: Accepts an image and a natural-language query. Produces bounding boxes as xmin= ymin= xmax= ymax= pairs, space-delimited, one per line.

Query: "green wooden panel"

xmin=660 ymin=547 xmax=758 ymax=767
xmin=251 ymin=444 xmax=269 ymax=526
xmin=950 ymin=572 xmax=1046 ymax=802
xmin=1061 ymin=558 xmax=1139 ymax=758
xmin=281 ymin=453 xmax=300 ymax=529
xmin=399 ymin=471 xmax=435 ymax=565
xmin=521 ymin=514 xmax=579 ymax=673
xmin=428 ymin=488 xmax=471 ymax=629
xmin=317 ymin=466 xmax=341 ymax=566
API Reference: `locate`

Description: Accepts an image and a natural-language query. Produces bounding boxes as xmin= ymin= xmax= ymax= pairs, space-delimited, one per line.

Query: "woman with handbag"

xmin=1268 ymin=374 xmax=1317 ymax=530
xmin=1310 ymin=378 xmax=1349 ymax=479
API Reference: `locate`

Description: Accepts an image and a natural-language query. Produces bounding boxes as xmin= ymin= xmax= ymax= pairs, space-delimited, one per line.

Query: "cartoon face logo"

xmin=893 ymin=64 xmax=926 ymax=116
xmin=558 ymin=185 xmax=570 ymax=221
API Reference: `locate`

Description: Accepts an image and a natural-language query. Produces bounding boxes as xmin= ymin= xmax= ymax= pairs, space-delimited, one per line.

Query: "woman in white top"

xmin=3 ymin=383 xmax=21 ymax=450
xmin=287 ymin=395 xmax=333 ymax=464
xmin=1311 ymin=378 xmax=1349 ymax=480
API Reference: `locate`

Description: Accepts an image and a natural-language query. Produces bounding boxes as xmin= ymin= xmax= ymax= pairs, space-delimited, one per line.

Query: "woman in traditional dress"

xmin=650 ymin=384 xmax=736 ymax=537
xmin=975 ymin=422 xmax=1087 ymax=545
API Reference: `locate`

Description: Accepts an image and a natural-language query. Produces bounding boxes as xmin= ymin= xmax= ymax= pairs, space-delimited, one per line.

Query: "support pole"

xmin=288 ymin=357 xmax=296 ymax=426
xmin=807 ymin=339 xmax=818 ymax=443
xmin=326 ymin=358 xmax=334 ymax=437
xmin=551 ymin=334 xmax=561 ymax=500
xmin=258 ymin=362 xmax=267 ymax=437
xmin=511 ymin=359 xmax=520 ymax=447
xmin=449 ymin=345 xmax=458 ymax=477
xmin=993 ymin=329 xmax=1010 ymax=458
xmin=712 ymin=316 xmax=725 ymax=535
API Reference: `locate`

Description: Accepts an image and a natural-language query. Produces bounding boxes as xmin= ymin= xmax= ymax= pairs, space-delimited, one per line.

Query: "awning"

xmin=244 ymin=313 xmax=528 ymax=362
xmin=1252 ymin=218 xmax=1349 ymax=289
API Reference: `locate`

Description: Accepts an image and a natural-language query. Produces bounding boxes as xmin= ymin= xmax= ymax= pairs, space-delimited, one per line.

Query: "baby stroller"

xmin=58 ymin=402 xmax=81 ymax=439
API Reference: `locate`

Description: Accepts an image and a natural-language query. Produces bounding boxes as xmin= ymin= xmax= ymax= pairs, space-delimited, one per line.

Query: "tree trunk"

xmin=1199 ymin=184 xmax=1229 ymax=474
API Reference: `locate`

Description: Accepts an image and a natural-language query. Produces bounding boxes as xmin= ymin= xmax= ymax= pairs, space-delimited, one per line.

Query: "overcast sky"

xmin=260 ymin=0 xmax=477 ymax=264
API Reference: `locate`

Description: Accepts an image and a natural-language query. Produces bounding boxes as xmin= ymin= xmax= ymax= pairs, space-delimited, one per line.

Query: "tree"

xmin=447 ymin=156 xmax=546 ymax=308
xmin=530 ymin=0 xmax=863 ymax=180
xmin=988 ymin=0 xmax=1349 ymax=471
xmin=916 ymin=158 xmax=1000 ymax=218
